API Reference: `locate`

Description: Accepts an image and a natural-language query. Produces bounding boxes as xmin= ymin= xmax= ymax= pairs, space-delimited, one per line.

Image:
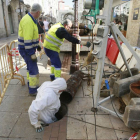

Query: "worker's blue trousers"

xmin=19 ymin=49 xmax=39 ymax=94
xmin=44 ymin=48 xmax=61 ymax=80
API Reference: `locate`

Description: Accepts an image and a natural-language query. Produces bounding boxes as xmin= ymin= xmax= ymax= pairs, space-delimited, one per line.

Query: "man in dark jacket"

xmin=37 ymin=17 xmax=45 ymax=42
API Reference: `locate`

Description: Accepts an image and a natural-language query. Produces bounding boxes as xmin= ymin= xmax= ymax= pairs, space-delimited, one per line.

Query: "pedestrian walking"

xmin=28 ymin=78 xmax=67 ymax=132
xmin=43 ymin=18 xmax=49 ymax=32
xmin=37 ymin=17 xmax=45 ymax=43
xmin=43 ymin=19 xmax=81 ymax=81
xmin=18 ymin=3 xmax=42 ymax=95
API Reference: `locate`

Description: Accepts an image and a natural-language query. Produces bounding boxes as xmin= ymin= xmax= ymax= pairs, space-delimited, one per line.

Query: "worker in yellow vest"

xmin=43 ymin=19 xmax=81 ymax=81
xmin=18 ymin=3 xmax=42 ymax=95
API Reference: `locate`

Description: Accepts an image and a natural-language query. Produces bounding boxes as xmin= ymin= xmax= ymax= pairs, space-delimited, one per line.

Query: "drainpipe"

xmin=19 ymin=0 xmax=22 ymax=20
xmin=70 ymin=0 xmax=79 ymax=74
xmin=1 ymin=0 xmax=8 ymax=37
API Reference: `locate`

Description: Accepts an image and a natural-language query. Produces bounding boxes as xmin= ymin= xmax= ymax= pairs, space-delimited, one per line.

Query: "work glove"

xmin=81 ymin=41 xmax=91 ymax=48
xmin=76 ymin=35 xmax=81 ymax=42
xmin=37 ymin=45 xmax=41 ymax=52
xmin=34 ymin=121 xmax=44 ymax=133
xmin=39 ymin=120 xmax=49 ymax=127
xmin=73 ymin=34 xmax=81 ymax=42
xmin=31 ymin=54 xmax=37 ymax=62
xmin=85 ymin=42 xmax=91 ymax=48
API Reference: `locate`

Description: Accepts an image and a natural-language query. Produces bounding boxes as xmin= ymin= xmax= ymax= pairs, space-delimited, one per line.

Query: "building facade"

xmin=57 ymin=0 xmax=84 ymax=23
xmin=26 ymin=0 xmax=59 ymax=23
xmin=0 ymin=0 xmax=59 ymax=38
xmin=0 ymin=0 xmax=30 ymax=38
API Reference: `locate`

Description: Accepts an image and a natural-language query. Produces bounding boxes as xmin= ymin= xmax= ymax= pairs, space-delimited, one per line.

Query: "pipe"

xmin=70 ymin=0 xmax=79 ymax=74
xmin=55 ymin=102 xmax=68 ymax=120
xmin=60 ymin=70 xmax=84 ymax=104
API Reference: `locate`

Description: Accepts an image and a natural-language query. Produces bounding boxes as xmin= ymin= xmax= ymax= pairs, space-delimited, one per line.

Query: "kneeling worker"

xmin=43 ymin=19 xmax=81 ymax=81
xmin=28 ymin=78 xmax=67 ymax=132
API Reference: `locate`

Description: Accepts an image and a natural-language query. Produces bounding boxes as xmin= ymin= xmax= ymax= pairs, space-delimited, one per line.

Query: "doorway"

xmin=8 ymin=6 xmax=14 ymax=34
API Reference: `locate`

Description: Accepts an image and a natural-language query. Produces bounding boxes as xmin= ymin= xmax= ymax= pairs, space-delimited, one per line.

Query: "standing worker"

xmin=18 ymin=3 xmax=42 ymax=95
xmin=28 ymin=78 xmax=67 ymax=132
xmin=43 ymin=19 xmax=81 ymax=81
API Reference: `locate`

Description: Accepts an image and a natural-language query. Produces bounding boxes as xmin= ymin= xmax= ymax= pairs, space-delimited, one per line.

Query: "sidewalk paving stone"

xmin=109 ymin=115 xmax=133 ymax=132
xmin=9 ymin=79 xmax=21 ymax=85
xmin=67 ymin=115 xmax=87 ymax=139
xmin=0 ymin=96 xmax=35 ymax=112
xmin=68 ymin=97 xmax=94 ymax=115
xmin=85 ymin=115 xmax=117 ymax=140
xmin=76 ymin=82 xmax=93 ymax=98
xmin=9 ymin=113 xmax=43 ymax=139
xmin=0 ymin=112 xmax=20 ymax=137
xmin=0 ymin=34 xmax=18 ymax=48
xmin=115 ymin=130 xmax=133 ymax=140
xmin=5 ymin=85 xmax=29 ymax=96
xmin=0 ymin=138 xmax=42 ymax=140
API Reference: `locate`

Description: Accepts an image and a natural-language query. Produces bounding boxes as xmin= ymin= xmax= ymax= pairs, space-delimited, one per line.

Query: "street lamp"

xmin=70 ymin=0 xmax=79 ymax=74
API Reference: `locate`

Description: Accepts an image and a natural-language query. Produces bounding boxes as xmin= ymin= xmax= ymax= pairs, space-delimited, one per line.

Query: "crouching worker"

xmin=28 ymin=78 xmax=67 ymax=133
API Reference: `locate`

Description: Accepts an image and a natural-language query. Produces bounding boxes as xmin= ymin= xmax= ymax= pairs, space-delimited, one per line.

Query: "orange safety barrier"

xmin=9 ymin=40 xmax=26 ymax=73
xmin=0 ymin=39 xmax=46 ymax=104
xmin=0 ymin=44 xmax=25 ymax=104
xmin=0 ymin=44 xmax=11 ymax=103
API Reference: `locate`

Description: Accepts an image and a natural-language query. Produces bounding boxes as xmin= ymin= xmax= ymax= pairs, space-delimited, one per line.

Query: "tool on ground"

xmin=82 ymin=48 xmax=95 ymax=67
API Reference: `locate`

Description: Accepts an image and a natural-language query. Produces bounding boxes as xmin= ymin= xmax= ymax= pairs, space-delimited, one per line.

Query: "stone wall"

xmin=126 ymin=0 xmax=140 ymax=47
xmin=10 ymin=0 xmax=20 ymax=34
xmin=0 ymin=0 xmax=6 ymax=38
xmin=0 ymin=0 xmax=30 ymax=38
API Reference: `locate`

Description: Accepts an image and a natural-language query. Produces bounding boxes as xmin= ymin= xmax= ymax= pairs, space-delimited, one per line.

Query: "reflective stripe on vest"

xmin=46 ymin=33 xmax=63 ymax=44
xmin=45 ymin=37 xmax=60 ymax=48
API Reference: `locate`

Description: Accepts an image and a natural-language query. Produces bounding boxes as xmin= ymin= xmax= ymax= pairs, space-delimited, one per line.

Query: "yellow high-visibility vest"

xmin=43 ymin=22 xmax=65 ymax=53
xmin=18 ymin=13 xmax=39 ymax=51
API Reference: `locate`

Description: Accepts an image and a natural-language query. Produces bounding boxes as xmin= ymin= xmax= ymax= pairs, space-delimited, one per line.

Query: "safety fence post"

xmin=0 ymin=44 xmax=13 ymax=103
xmin=9 ymin=40 xmax=25 ymax=86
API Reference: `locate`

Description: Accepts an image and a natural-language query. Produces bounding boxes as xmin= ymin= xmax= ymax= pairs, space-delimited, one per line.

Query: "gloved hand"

xmin=76 ymin=35 xmax=81 ymax=41
xmin=86 ymin=42 xmax=91 ymax=48
xmin=37 ymin=45 xmax=41 ymax=52
xmin=34 ymin=121 xmax=44 ymax=133
xmin=39 ymin=121 xmax=49 ymax=127
xmin=73 ymin=34 xmax=81 ymax=42
xmin=80 ymin=41 xmax=91 ymax=48
xmin=31 ymin=54 xmax=37 ymax=62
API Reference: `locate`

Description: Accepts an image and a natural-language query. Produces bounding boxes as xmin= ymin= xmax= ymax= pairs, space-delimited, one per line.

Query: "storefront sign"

xmin=133 ymin=8 xmax=139 ymax=20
